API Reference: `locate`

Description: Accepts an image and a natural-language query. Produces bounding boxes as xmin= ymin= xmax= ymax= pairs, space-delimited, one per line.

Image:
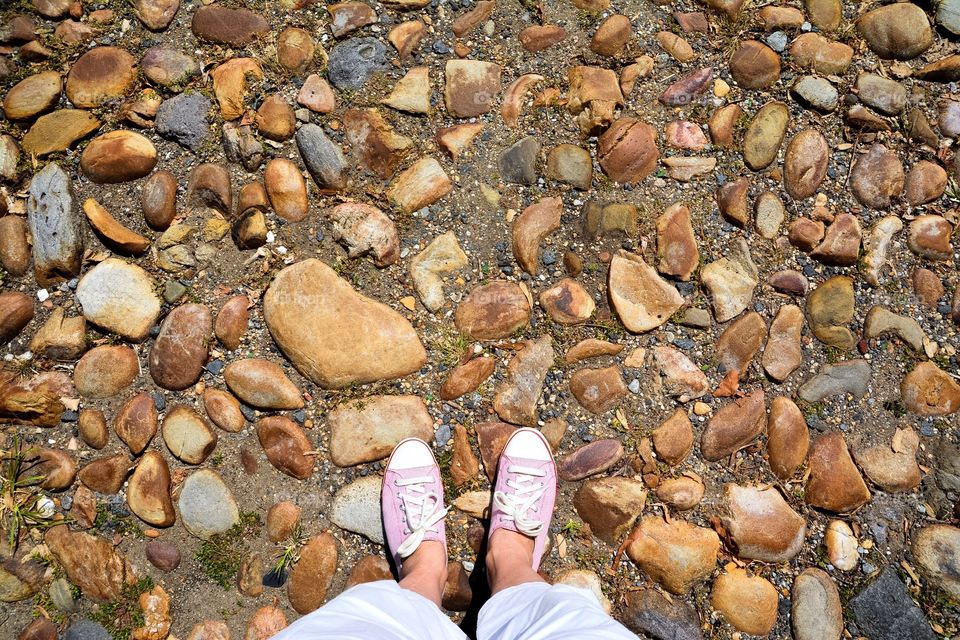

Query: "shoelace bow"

xmin=395 ymin=475 xmax=449 ymax=559
xmin=493 ymin=465 xmax=547 ymax=537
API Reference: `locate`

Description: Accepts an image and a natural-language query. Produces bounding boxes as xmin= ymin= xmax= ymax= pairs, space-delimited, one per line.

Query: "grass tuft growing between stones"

xmin=88 ymin=576 xmax=155 ymax=640
xmin=194 ymin=511 xmax=262 ymax=589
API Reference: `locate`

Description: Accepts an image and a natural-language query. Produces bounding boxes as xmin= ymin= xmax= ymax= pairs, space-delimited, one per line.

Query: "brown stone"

xmin=45 ymin=525 xmax=129 ymax=602
xmin=656 ymin=203 xmax=698 ymax=281
xmin=652 ymin=409 xmax=693 ymax=465
xmin=857 ymin=3 xmax=932 ymax=60
xmin=591 ymin=14 xmax=631 ymax=57
xmin=906 ymin=161 xmax=947 ymax=205
xmin=730 ymin=40 xmax=780 ymax=89
xmin=790 ymin=33 xmax=853 ymax=75
xmin=386 ymin=157 xmax=452 ymax=214
xmin=222 ymin=359 xmax=302 ymax=412
xmin=21 ymin=109 xmax=100 ymax=157
xmin=570 ymin=366 xmax=627 ymax=414
xmin=82 ymin=198 xmax=149 ymax=255
xmin=784 ymin=129 xmax=829 ymax=199
xmin=598 ymin=117 xmax=659 ymax=184
xmin=652 ymin=346 xmax=708 ymax=402
xmin=78 ymin=454 xmax=130 ymax=494
xmin=908 ymin=215 xmax=953 ymax=261
xmin=709 ymin=103 xmax=742 ymax=148
xmin=805 ymin=432 xmax=871 ymax=512
xmin=141 ymin=170 xmax=177 ymax=230
xmin=191 ymin=5 xmax=268 ymax=45
xmin=263 ymin=158 xmax=308 ymax=223
xmin=80 ymin=131 xmax=157 ymax=184
xmin=388 ymin=20 xmax=425 ymax=58
xmin=901 ymin=361 xmax=960 ymax=416
xmin=659 ymin=67 xmax=712 ymax=106
xmin=855 ymin=428 xmax=921 ymax=492
xmin=609 ymin=251 xmax=683 ymax=333
xmin=788 ymin=217 xmax=825 ymax=252
xmin=444 ymin=59 xmax=501 ymax=118
xmin=440 ymin=356 xmax=495 ymax=400
xmin=346 ymin=556 xmax=392 ymax=588
xmin=65 ymin=47 xmax=136 ymax=108
xmin=204 ymin=389 xmax=245 ymax=433
xmin=210 ymin=58 xmax=264 ymax=121
xmin=564 ymin=339 xmax=623 ymax=364
xmin=721 ymin=484 xmax=806 ymax=562
xmin=476 ymin=421 xmax=517 ymax=480
xmin=256 ymin=95 xmax=296 ymax=142
xmin=328 ymin=395 xmax=433 ymax=467
xmin=558 ymin=439 xmax=624 ymax=481
xmin=655 ymin=476 xmax=704 ymax=510
xmin=115 ymin=393 xmax=158 ymax=455
xmin=716 ymin=311 xmax=767 ymax=377
xmin=74 ymin=345 xmax=139 ymax=398
xmin=811 ymin=213 xmax=862 ymax=267
xmin=149 ymin=303 xmax=211 ymax=390
xmin=452 ymin=0 xmax=494 ymax=36
xmin=762 ymin=305 xmax=803 ymax=382
xmin=513 ymin=196 xmax=561 ymax=275
xmin=0 ymin=292 xmax=33 ymax=345
xmin=850 ymin=144 xmax=904 ymax=209
xmin=574 ymin=477 xmax=647 ymax=544
xmin=78 ymin=408 xmax=109 ymax=449
xmin=701 ymin=390 xmax=766 ymax=461
xmin=267 ymin=501 xmax=301 ymax=543
xmin=455 ymin=281 xmax=531 ymax=340
xmin=451 ymin=424 xmax=479 ymax=486
xmin=3 ymin=71 xmax=60 ymax=121
xmin=711 ymin=568 xmax=778 ymax=636
xmin=493 ymin=336 xmax=553 ymax=427
xmin=0 ymin=216 xmax=30 ymax=276
xmin=288 ymin=533 xmax=338 ymax=614
xmin=539 ymin=279 xmax=595 ymax=325
xmin=277 ymin=28 xmax=314 ymax=73
xmin=627 ymin=516 xmax=719 ymax=594
xmin=128 ymin=450 xmax=175 ymax=527
xmin=257 ymin=416 xmax=315 ymax=479
xmin=913 ymin=269 xmax=944 ymax=307
xmin=344 ymin=109 xmax=413 ymax=179
xmin=717 ymin=177 xmax=750 ymax=228
xmin=519 ymin=25 xmax=566 ymax=52
xmin=297 ymin=74 xmax=335 ymax=113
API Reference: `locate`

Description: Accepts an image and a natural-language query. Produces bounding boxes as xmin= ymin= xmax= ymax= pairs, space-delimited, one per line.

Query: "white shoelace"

xmin=493 ymin=465 xmax=546 ymax=536
xmin=394 ymin=475 xmax=449 ymax=559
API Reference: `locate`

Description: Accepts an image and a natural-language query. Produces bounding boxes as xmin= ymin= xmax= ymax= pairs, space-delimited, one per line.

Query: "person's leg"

xmin=270 ymin=579 xmax=468 ymax=640
xmin=477 ymin=429 xmax=637 ymax=640
xmin=271 ymin=439 xmax=465 ymax=640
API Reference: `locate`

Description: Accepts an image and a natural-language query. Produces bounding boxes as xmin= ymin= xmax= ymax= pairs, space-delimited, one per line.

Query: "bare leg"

xmin=486 ymin=529 xmax=546 ymax=595
xmin=397 ymin=540 xmax=448 ymax=607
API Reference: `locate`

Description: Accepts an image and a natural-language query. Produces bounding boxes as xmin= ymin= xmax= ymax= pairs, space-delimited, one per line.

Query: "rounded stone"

xmin=74 ymin=345 xmax=140 ymax=398
xmin=149 ymin=303 xmax=211 ymax=390
xmin=80 ymin=130 xmax=157 ymax=184
xmin=730 ymin=40 xmax=781 ymax=89
xmin=65 ymin=47 xmax=137 ymax=108
xmin=176 ymin=469 xmax=239 ymax=539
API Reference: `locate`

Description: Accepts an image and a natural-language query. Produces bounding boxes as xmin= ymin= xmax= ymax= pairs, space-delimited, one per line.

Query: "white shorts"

xmin=270 ymin=579 xmax=638 ymax=640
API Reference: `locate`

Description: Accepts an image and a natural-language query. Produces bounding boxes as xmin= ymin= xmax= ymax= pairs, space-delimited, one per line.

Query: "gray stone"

xmin=798 ymin=360 xmax=871 ymax=402
xmin=791 ymin=76 xmax=838 ymax=112
xmin=26 ymin=163 xmax=83 ymax=286
xmin=329 ymin=475 xmax=384 ymax=544
xmin=49 ymin=577 xmax=75 ymax=611
xmin=222 ymin=122 xmax=263 ymax=172
xmin=155 ymin=92 xmax=210 ymax=150
xmin=176 ymin=469 xmax=239 ymax=540
xmin=849 ymin=568 xmax=935 ymax=640
xmin=141 ymin=46 xmax=198 ymax=87
xmin=624 ymin=588 xmax=703 ymax=640
xmin=327 ymin=37 xmax=389 ymax=90
xmin=296 ymin=124 xmax=348 ymax=191
xmin=856 ymin=74 xmax=907 ymax=116
xmin=499 ymin=136 xmax=540 ymax=185
xmin=939 ymin=0 xmax=960 ymax=35
xmin=63 ymin=620 xmax=112 ymax=640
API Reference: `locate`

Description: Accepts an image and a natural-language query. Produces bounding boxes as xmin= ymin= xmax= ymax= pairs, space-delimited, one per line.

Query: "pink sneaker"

xmin=488 ymin=428 xmax=557 ymax=570
xmin=382 ymin=438 xmax=449 ymax=572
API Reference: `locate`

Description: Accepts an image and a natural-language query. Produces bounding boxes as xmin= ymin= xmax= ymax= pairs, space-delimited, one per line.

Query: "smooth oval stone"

xmin=145 ymin=541 xmax=180 ymax=572
xmin=191 ymin=5 xmax=268 ymax=45
xmin=701 ymin=390 xmax=766 ymax=461
xmin=149 ymin=303 xmax=211 ymax=390
xmin=328 ymin=395 xmax=433 ymax=467
xmin=3 ymin=70 xmax=61 ymax=121
xmin=767 ymin=396 xmax=809 ymax=479
xmin=177 ymin=469 xmax=239 ymax=539
xmin=224 ymin=359 xmax=304 ymax=410
xmin=114 ymin=393 xmax=158 ymax=455
xmin=65 ymin=46 xmax=137 ymax=108
xmin=203 ymin=388 xmax=245 ymax=433
xmin=264 ymin=158 xmax=308 ymax=222
xmin=78 ymin=454 xmax=130 ymax=494
xmin=857 ymin=3 xmax=933 ymax=60
xmin=186 ymin=163 xmax=232 ymax=215
xmin=127 ymin=450 xmax=175 ymax=527
xmin=784 ymin=128 xmax=829 ymax=199
xmin=287 ymin=533 xmax=338 ymax=614
xmin=78 ymin=408 xmax=109 ymax=449
xmin=214 ymin=296 xmax=249 ymax=352
xmin=80 ymin=130 xmax=157 ymax=184
xmin=729 ymin=40 xmax=781 ymax=89
xmin=76 ymin=258 xmax=161 ymax=342
xmin=74 ymin=345 xmax=139 ymax=398
xmin=32 ymin=448 xmax=76 ymax=490
xmin=0 ymin=291 xmax=33 ymax=344
xmin=256 ymin=416 xmax=315 ymax=479
xmin=0 ymin=216 xmax=30 ymax=276
xmin=267 ymin=501 xmax=302 ymax=543
xmin=743 ymin=101 xmax=789 ymax=170
xmin=162 ymin=405 xmax=217 ymax=464
xmin=792 ymin=568 xmax=843 ymax=640
xmin=558 ymin=439 xmax=624 ymax=481
xmin=141 ymin=170 xmax=177 ymax=230
xmin=26 ymin=163 xmax=83 ymax=286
